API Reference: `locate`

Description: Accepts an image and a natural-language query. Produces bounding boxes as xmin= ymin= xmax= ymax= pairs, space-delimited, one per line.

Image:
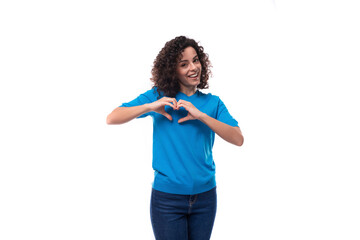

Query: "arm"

xmin=106 ymin=97 xmax=178 ymax=124
xmin=106 ymin=105 xmax=152 ymax=124
xmin=198 ymin=114 xmax=244 ymax=146
xmin=177 ymin=100 xmax=244 ymax=146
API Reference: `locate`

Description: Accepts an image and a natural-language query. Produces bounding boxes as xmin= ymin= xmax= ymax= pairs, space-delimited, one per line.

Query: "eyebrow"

xmin=179 ymin=55 xmax=199 ymax=63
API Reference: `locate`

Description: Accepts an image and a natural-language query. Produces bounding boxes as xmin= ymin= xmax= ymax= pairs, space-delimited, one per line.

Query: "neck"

xmin=179 ymin=86 xmax=197 ymax=97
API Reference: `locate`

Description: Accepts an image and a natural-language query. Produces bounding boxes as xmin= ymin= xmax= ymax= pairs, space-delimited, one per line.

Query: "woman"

xmin=107 ymin=36 xmax=244 ymax=240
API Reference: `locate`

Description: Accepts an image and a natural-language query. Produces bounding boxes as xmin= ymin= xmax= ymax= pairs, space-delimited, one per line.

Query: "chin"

xmin=191 ymin=82 xmax=200 ymax=87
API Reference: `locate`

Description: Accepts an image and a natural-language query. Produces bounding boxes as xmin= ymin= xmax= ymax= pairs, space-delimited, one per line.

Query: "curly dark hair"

xmin=150 ymin=36 xmax=212 ymax=98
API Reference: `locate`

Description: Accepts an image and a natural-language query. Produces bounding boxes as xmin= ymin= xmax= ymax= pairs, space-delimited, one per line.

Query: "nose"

xmin=189 ymin=62 xmax=197 ymax=70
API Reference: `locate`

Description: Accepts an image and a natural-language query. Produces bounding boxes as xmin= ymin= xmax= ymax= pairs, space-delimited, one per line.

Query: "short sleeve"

xmin=119 ymin=88 xmax=158 ymax=118
xmin=216 ymin=97 xmax=239 ymax=127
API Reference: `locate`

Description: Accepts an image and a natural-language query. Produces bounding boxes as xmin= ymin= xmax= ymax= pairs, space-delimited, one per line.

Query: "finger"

xmin=178 ymin=115 xmax=190 ymax=123
xmin=178 ymin=99 xmax=189 ymax=104
xmin=170 ymin=98 xmax=177 ymax=109
xmin=177 ymin=100 xmax=191 ymax=109
xmin=164 ymin=97 xmax=177 ymax=102
xmin=162 ymin=112 xmax=173 ymax=121
xmin=164 ymin=98 xmax=177 ymax=109
xmin=177 ymin=102 xmax=189 ymax=111
xmin=162 ymin=102 xmax=176 ymax=110
xmin=176 ymin=100 xmax=180 ymax=109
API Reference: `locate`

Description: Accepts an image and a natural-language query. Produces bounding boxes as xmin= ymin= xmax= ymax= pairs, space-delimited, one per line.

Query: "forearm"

xmin=106 ymin=104 xmax=151 ymax=124
xmin=198 ymin=113 xmax=244 ymax=146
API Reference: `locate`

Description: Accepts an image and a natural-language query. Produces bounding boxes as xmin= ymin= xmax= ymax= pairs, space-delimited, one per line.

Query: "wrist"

xmin=198 ymin=112 xmax=208 ymax=121
xmin=144 ymin=103 xmax=152 ymax=112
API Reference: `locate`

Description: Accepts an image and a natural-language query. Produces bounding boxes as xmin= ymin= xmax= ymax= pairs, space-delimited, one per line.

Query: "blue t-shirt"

xmin=120 ymin=87 xmax=238 ymax=194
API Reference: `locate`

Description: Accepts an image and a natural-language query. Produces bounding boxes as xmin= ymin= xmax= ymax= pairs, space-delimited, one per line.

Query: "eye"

xmin=194 ymin=58 xmax=199 ymax=63
xmin=180 ymin=63 xmax=187 ymax=67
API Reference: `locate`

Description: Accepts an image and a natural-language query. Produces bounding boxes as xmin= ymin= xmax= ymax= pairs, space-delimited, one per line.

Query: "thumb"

xmin=178 ymin=115 xmax=190 ymax=123
xmin=162 ymin=112 xmax=173 ymax=121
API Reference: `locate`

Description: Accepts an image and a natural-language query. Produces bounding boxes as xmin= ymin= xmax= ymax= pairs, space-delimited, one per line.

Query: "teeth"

xmin=189 ymin=73 xmax=198 ymax=77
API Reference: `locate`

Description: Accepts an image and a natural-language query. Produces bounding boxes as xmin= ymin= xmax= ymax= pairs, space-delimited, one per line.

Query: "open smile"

xmin=188 ymin=72 xmax=199 ymax=78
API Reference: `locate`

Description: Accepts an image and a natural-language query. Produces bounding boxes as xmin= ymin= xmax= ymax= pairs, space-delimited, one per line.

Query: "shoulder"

xmin=197 ymin=90 xmax=221 ymax=103
xmin=141 ymin=86 xmax=163 ymax=100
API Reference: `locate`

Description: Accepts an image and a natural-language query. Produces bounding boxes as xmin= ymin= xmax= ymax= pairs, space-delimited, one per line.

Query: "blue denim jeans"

xmin=150 ymin=186 xmax=217 ymax=240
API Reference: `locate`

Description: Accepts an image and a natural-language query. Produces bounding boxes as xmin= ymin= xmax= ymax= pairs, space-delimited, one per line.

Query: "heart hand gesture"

xmin=148 ymin=97 xmax=178 ymax=121
xmin=148 ymin=97 xmax=204 ymax=123
xmin=176 ymin=100 xmax=204 ymax=124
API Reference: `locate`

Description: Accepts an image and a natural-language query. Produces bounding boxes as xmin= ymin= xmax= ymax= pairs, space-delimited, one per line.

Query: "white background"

xmin=1 ymin=0 xmax=359 ymax=239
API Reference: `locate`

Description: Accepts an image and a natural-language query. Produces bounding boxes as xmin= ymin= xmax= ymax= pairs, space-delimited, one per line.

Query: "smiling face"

xmin=176 ymin=47 xmax=202 ymax=94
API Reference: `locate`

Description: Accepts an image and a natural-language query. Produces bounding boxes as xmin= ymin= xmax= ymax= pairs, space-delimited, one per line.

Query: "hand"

xmin=148 ymin=97 xmax=177 ymax=121
xmin=176 ymin=100 xmax=204 ymax=123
